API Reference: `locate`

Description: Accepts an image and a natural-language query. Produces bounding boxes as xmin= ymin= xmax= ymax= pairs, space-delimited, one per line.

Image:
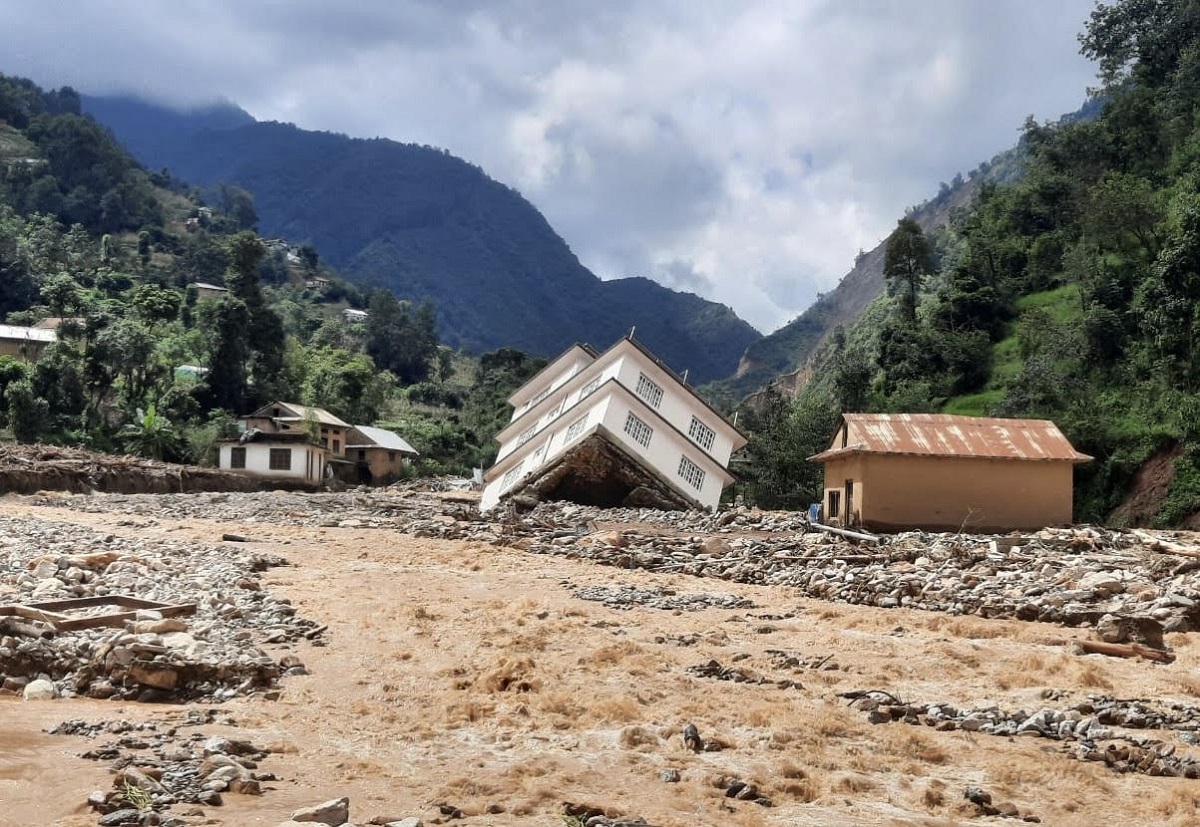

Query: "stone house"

xmin=480 ymin=336 xmax=747 ymax=513
xmin=341 ymin=425 xmax=419 ymax=485
xmin=809 ymin=413 xmax=1092 ymax=532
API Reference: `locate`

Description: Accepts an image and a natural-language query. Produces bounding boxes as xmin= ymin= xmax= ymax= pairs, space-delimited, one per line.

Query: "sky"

xmin=1 ymin=0 xmax=1099 ymax=333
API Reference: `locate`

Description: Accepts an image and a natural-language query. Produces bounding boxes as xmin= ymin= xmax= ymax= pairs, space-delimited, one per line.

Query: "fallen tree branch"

xmin=1074 ymin=639 xmax=1176 ymax=664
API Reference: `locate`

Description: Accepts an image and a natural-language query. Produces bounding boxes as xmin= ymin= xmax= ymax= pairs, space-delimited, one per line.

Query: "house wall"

xmin=0 ymin=339 xmax=49 ymax=362
xmin=496 ymin=361 xmax=619 ymax=463
xmin=508 ymin=351 xmax=599 ymax=423
xmin=350 ymin=447 xmax=409 ymax=484
xmin=822 ymin=454 xmax=1075 ymax=531
xmin=240 ymin=416 xmax=347 ymax=458
xmin=597 ymin=393 xmax=726 ymax=510
xmin=218 ymin=443 xmax=327 ymax=483
xmin=611 ymin=354 xmax=735 ymax=466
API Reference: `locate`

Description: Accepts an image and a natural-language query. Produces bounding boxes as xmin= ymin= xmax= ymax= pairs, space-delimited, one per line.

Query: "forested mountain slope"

xmin=739 ymin=0 xmax=1200 ymax=527
xmin=82 ymin=96 xmax=760 ymax=383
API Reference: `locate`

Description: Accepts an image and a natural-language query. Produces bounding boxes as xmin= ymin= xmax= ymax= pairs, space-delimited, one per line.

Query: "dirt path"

xmin=4 ymin=500 xmax=1200 ymax=826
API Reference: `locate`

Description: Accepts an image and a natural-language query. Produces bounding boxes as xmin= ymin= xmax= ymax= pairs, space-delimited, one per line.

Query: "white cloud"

xmin=0 ymin=0 xmax=1097 ymax=332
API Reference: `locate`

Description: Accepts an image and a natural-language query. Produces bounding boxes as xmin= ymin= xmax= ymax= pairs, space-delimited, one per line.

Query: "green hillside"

xmin=737 ymin=0 xmax=1200 ymax=527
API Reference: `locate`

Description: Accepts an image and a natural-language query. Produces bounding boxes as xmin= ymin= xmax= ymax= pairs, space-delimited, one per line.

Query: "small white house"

xmin=479 ymin=336 xmax=747 ymax=513
xmin=342 ymin=308 xmax=369 ymax=323
xmin=217 ymin=402 xmax=351 ymax=484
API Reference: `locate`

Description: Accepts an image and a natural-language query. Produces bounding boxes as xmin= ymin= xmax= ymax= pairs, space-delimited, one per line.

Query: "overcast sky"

xmin=2 ymin=1 xmax=1099 ymax=333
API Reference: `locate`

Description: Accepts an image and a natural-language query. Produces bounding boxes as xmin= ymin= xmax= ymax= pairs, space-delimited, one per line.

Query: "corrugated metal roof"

xmin=0 ymin=324 xmax=56 ymax=343
xmin=252 ymin=402 xmax=350 ymax=428
xmin=810 ymin=413 xmax=1092 ymax=463
xmin=347 ymin=424 xmax=419 ymax=455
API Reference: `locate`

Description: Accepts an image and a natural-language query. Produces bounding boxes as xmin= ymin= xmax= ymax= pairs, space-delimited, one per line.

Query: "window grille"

xmin=579 ymin=377 xmax=601 ymax=399
xmin=501 ymin=460 xmax=525 ymax=489
xmin=677 ymin=455 xmax=705 ymax=490
xmin=565 ymin=415 xmax=588 ymax=442
xmin=230 ymin=447 xmax=246 ymax=469
xmin=517 ymin=425 xmax=536 ymax=446
xmin=269 ymin=448 xmax=292 ymax=471
xmin=635 ymin=372 xmax=663 ymax=408
xmin=623 ymin=411 xmax=653 ymax=447
xmin=688 ymin=416 xmax=716 ymax=451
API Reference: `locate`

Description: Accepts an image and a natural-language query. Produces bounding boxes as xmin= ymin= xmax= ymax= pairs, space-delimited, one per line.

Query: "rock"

xmin=682 ymin=723 xmax=702 ymax=752
xmin=22 ymin=678 xmax=56 ymax=700
xmin=291 ymin=796 xmax=351 ymax=825
xmin=98 ymin=810 xmax=143 ymax=826
xmin=129 ymin=662 xmax=179 ymax=690
xmin=659 ymin=769 xmax=681 ymax=782
xmin=384 ymin=820 xmax=424 ymax=827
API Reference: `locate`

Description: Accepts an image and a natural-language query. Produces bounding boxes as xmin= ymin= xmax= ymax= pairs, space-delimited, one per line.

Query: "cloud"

xmin=0 ymin=0 xmax=1097 ymax=332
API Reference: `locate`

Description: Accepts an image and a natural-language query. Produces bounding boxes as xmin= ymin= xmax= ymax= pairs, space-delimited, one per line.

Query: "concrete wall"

xmin=218 ymin=443 xmax=326 ymax=483
xmin=822 ymin=454 xmax=1075 ymax=531
xmin=0 ymin=340 xmax=49 ymax=362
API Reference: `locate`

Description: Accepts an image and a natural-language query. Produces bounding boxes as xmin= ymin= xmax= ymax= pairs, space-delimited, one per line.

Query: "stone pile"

xmin=22 ymin=488 xmax=1200 ymax=636
xmin=572 ymin=585 xmax=755 ymax=612
xmin=0 ymin=515 xmax=320 ymax=701
xmin=843 ymin=690 xmax=1200 ymax=778
xmin=49 ymin=711 xmax=272 ymax=825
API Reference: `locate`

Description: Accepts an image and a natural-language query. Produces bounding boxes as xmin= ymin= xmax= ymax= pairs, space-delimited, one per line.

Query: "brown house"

xmin=239 ymin=402 xmax=350 ymax=458
xmin=0 ymin=324 xmax=56 ymax=362
xmin=809 ymin=413 xmax=1092 ymax=533
xmin=341 ymin=425 xmax=419 ymax=485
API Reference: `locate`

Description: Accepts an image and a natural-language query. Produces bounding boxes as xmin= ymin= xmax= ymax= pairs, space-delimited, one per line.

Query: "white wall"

xmin=508 ymin=351 xmax=595 ymax=422
xmin=496 ymin=361 xmax=621 ymax=463
xmin=218 ymin=443 xmax=325 ymax=482
xmin=611 ymin=354 xmax=735 ymax=465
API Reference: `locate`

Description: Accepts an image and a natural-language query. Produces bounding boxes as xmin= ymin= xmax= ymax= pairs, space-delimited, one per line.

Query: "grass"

xmin=942 ymin=283 xmax=1083 ymax=416
xmin=0 ymin=125 xmax=39 ymax=160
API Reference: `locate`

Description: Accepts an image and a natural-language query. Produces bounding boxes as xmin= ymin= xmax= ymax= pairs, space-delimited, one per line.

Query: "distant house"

xmin=217 ymin=402 xmax=351 ymax=484
xmin=191 ymin=282 xmax=228 ymax=302
xmin=480 ymin=336 xmax=747 ymax=513
xmin=0 ymin=324 xmax=56 ymax=362
xmin=342 ymin=308 xmax=369 ymax=323
xmin=306 ymin=276 xmax=330 ymax=290
xmin=340 ymin=425 xmax=419 ymax=485
xmin=809 ymin=413 xmax=1092 ymax=532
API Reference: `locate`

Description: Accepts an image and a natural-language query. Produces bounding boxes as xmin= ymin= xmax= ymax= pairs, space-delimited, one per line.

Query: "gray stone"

xmin=291 ymin=796 xmax=351 ymax=825
xmin=22 ymin=678 xmax=55 ymax=701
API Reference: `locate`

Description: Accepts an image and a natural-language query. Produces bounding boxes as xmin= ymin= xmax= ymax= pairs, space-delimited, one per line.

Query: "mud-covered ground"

xmin=4 ymin=492 xmax=1200 ymax=826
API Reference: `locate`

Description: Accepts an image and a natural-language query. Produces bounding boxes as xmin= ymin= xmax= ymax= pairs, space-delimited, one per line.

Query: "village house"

xmin=340 ymin=425 xmax=419 ymax=485
xmin=0 ymin=324 xmax=56 ymax=362
xmin=217 ymin=402 xmax=351 ymax=484
xmin=809 ymin=413 xmax=1092 ymax=532
xmin=190 ymin=282 xmax=228 ymax=302
xmin=480 ymin=336 xmax=747 ymax=513
xmin=342 ymin=308 xmax=369 ymax=323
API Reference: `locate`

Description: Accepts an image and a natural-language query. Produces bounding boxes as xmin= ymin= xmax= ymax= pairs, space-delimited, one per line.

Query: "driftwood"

xmin=1132 ymin=529 xmax=1200 ymax=558
xmin=1074 ymin=639 xmax=1176 ymax=664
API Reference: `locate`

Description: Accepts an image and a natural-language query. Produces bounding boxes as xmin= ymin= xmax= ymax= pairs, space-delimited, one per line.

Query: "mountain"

xmin=81 ymin=95 xmax=760 ymax=384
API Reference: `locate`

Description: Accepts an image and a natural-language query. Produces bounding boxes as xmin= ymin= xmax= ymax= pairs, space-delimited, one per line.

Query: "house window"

xmin=269 ymin=448 xmax=292 ymax=471
xmin=358 ymin=449 xmax=367 ymax=461
xmin=333 ymin=439 xmax=340 ymax=454
xmin=828 ymin=490 xmax=841 ymax=518
xmin=623 ymin=411 xmax=653 ymax=448
xmin=635 ymin=373 xmax=664 ymax=408
xmin=501 ymin=460 xmax=525 ymax=490
xmin=531 ymin=385 xmax=552 ymax=405
xmin=230 ymin=447 xmax=246 ymax=469
xmin=687 ymin=416 xmax=716 ymax=452
xmin=388 ymin=451 xmax=396 ymax=461
xmin=579 ymin=377 xmax=601 ymax=399
xmin=517 ymin=425 xmax=536 ymax=446
xmin=677 ymin=455 xmax=705 ymax=490
xmin=565 ymin=414 xmax=588 ymax=442
xmin=544 ymin=397 xmax=564 ymax=422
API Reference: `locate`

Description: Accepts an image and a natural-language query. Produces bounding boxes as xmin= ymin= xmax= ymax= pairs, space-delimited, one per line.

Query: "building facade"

xmin=0 ymin=324 xmax=56 ymax=362
xmin=480 ymin=337 xmax=747 ymax=512
xmin=217 ymin=402 xmax=351 ymax=484
xmin=342 ymin=424 xmax=419 ymax=485
xmin=809 ymin=413 xmax=1092 ymax=532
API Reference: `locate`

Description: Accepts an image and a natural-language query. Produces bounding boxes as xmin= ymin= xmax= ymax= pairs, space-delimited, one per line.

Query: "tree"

xmin=5 ymin=378 xmax=48 ymax=443
xmin=118 ymin=405 xmax=183 ymax=462
xmin=883 ymin=217 xmax=933 ymax=324
xmin=742 ymin=389 xmax=839 ymax=510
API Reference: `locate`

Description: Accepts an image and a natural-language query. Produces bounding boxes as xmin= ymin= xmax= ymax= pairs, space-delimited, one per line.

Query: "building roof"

xmin=247 ymin=402 xmax=350 ymax=428
xmin=809 ymin=413 xmax=1092 ymax=463
xmin=347 ymin=425 xmax=419 ymax=455
xmin=0 ymin=324 xmax=56 ymax=343
xmin=192 ymin=281 xmax=228 ymax=292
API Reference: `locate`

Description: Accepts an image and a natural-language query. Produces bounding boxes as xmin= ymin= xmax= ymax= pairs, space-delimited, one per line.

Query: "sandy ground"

xmin=4 ymin=498 xmax=1200 ymax=826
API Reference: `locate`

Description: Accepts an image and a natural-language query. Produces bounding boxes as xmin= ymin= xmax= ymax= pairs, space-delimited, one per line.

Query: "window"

xmin=517 ymin=425 xmax=536 ymax=446
xmin=565 ymin=415 xmax=588 ymax=442
xmin=269 ymin=448 xmax=292 ymax=471
xmin=333 ymin=439 xmax=340 ymax=454
xmin=531 ymin=385 xmax=552 ymax=405
xmin=388 ymin=451 xmax=396 ymax=461
xmin=623 ymin=411 xmax=653 ymax=447
xmin=501 ymin=460 xmax=525 ymax=490
xmin=230 ymin=447 xmax=246 ymax=469
xmin=544 ymin=398 xmax=564 ymax=421
xmin=358 ymin=449 xmax=367 ymax=461
xmin=828 ymin=490 xmax=841 ymax=518
xmin=579 ymin=377 xmax=601 ymax=400
xmin=635 ymin=372 xmax=664 ymax=408
xmin=688 ymin=416 xmax=716 ymax=452
xmin=677 ymin=455 xmax=705 ymax=490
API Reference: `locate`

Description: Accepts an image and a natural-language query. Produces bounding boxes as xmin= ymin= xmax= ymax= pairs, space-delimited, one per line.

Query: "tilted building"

xmin=480 ymin=336 xmax=747 ymax=513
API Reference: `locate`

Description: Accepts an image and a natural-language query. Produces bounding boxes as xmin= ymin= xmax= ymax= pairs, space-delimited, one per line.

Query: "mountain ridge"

xmin=82 ymin=95 xmax=760 ymax=384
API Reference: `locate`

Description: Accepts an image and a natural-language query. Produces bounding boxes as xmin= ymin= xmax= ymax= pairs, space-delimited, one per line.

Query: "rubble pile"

xmin=843 ymin=690 xmax=1200 ymax=778
xmin=23 ymin=490 xmax=1200 ymax=636
xmin=50 ymin=711 xmax=273 ymax=824
xmin=0 ymin=515 xmax=320 ymax=701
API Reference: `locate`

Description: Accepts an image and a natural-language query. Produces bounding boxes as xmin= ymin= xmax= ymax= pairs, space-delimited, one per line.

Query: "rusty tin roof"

xmin=809 ymin=413 xmax=1092 ymax=463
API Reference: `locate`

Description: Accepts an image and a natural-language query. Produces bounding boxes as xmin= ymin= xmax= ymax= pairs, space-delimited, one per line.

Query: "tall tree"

xmin=883 ymin=217 xmax=933 ymax=324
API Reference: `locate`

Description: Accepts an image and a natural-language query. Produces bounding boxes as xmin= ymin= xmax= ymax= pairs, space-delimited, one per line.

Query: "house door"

xmin=845 ymin=479 xmax=854 ymax=525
